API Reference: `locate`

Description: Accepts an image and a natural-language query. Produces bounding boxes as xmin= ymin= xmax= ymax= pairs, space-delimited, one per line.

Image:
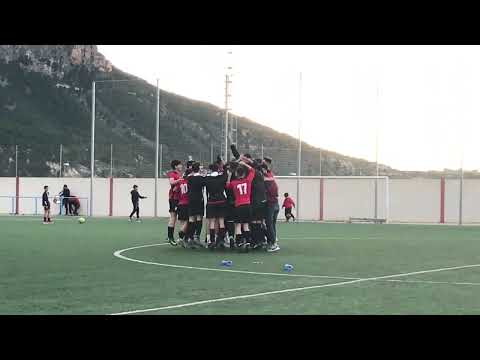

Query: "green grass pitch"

xmin=2 ymin=216 xmax=480 ymax=315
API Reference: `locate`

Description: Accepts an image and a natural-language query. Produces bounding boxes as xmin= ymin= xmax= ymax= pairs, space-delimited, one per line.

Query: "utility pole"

xmin=224 ymin=73 xmax=231 ymax=161
xmin=59 ymin=144 xmax=63 ymax=177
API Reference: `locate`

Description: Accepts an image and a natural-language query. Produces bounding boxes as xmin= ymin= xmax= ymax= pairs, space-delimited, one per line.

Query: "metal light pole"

xmin=59 ymin=144 xmax=63 ymax=177
xmin=155 ymin=78 xmax=160 ymax=218
xmin=235 ymin=116 xmax=238 ymax=146
xmin=319 ymin=149 xmax=322 ymax=176
xmin=15 ymin=145 xmax=18 ymax=178
xmin=296 ymin=72 xmax=302 ymax=221
xmin=159 ymin=144 xmax=163 ymax=178
xmin=110 ymin=143 xmax=113 ymax=178
xmin=459 ymin=151 xmax=464 ymax=225
xmin=374 ymin=85 xmax=380 ymax=220
xmin=90 ymin=78 xmax=156 ymax=217
xmin=90 ymin=81 xmax=95 ymax=217
xmin=224 ymin=74 xmax=231 ymax=160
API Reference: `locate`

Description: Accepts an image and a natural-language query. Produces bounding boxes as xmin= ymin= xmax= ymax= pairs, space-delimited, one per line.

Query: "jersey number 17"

xmin=236 ymin=182 xmax=247 ymax=195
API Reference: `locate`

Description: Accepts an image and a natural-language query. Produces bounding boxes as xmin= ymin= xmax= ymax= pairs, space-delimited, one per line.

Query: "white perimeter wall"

xmin=389 ymin=179 xmax=439 ymax=223
xmin=0 ymin=178 xmax=16 ymax=214
xmin=1 ymin=176 xmax=479 ymax=223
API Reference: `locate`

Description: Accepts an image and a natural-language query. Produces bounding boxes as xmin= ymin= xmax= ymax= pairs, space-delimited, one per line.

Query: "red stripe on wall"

xmin=109 ymin=177 xmax=113 ymax=217
xmin=15 ymin=176 xmax=19 ymax=215
xmin=319 ymin=178 xmax=324 ymax=221
xmin=440 ymin=177 xmax=445 ymax=224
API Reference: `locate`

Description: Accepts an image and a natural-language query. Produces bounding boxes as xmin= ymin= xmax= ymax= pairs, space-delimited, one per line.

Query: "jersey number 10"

xmin=236 ymin=183 xmax=248 ymax=195
xmin=180 ymin=183 xmax=188 ymax=194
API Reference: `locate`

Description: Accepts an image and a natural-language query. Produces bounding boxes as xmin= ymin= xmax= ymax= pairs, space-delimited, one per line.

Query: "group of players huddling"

xmin=165 ymin=144 xmax=281 ymax=253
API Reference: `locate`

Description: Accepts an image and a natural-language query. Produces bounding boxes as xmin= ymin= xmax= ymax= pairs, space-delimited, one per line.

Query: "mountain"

xmin=0 ymin=45 xmax=472 ymax=179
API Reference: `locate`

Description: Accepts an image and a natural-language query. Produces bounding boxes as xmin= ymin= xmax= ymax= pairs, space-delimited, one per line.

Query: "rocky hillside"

xmin=0 ymin=45 xmax=470 ymax=178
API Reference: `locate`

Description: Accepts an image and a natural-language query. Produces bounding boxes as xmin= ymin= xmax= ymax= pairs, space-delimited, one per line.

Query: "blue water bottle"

xmin=221 ymin=260 xmax=233 ymax=267
xmin=283 ymin=263 xmax=293 ymax=272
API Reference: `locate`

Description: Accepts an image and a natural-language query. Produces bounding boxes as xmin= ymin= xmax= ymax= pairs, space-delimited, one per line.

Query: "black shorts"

xmin=251 ymin=202 xmax=267 ymax=221
xmin=188 ymin=201 xmax=204 ymax=217
xmin=43 ymin=205 xmax=50 ymax=211
xmin=169 ymin=199 xmax=178 ymax=213
xmin=285 ymin=208 xmax=293 ymax=217
xmin=177 ymin=204 xmax=189 ymax=221
xmin=206 ymin=202 xmax=227 ymax=219
xmin=232 ymin=204 xmax=252 ymax=224
xmin=225 ymin=203 xmax=235 ymax=222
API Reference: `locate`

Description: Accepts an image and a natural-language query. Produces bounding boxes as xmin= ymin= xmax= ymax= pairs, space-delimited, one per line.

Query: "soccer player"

xmin=205 ymin=162 xmax=228 ymax=249
xmin=42 ymin=185 xmax=53 ymax=224
xmin=166 ymin=160 xmax=183 ymax=243
xmin=59 ymin=184 xmax=71 ymax=215
xmin=224 ymin=161 xmax=238 ymax=247
xmin=264 ymin=160 xmax=280 ymax=252
xmin=175 ymin=169 xmax=191 ymax=247
xmin=225 ymin=158 xmax=255 ymax=252
xmin=282 ymin=193 xmax=296 ymax=222
xmin=70 ymin=195 xmax=81 ymax=216
xmin=129 ymin=185 xmax=147 ymax=222
xmin=249 ymin=158 xmax=268 ymax=249
xmin=186 ymin=162 xmax=206 ymax=247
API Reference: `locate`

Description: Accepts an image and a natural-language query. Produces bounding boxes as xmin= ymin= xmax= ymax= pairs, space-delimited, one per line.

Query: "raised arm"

xmin=169 ymin=177 xmax=182 ymax=186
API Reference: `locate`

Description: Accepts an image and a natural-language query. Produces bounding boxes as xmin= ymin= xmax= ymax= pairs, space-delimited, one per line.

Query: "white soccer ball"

xmin=78 ymin=217 xmax=86 ymax=224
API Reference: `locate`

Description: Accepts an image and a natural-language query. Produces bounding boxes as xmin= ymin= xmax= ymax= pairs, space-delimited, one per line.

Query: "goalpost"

xmin=275 ymin=175 xmax=390 ymax=223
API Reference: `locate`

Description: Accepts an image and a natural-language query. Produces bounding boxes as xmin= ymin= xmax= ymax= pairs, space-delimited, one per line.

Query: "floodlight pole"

xmin=374 ymin=85 xmax=380 ymax=220
xmin=90 ymin=79 xmax=143 ymax=218
xmin=224 ymin=74 xmax=230 ymax=161
xmin=297 ymin=72 xmax=302 ymax=221
xmin=155 ymin=78 xmax=160 ymax=218
xmin=15 ymin=145 xmax=18 ymax=178
xmin=90 ymin=81 xmax=95 ymax=217
xmin=59 ymin=144 xmax=63 ymax=177
xmin=459 ymin=152 xmax=464 ymax=225
xmin=319 ymin=149 xmax=322 ymax=176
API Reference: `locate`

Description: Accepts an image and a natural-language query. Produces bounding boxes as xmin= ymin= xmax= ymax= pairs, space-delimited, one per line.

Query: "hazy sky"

xmin=98 ymin=45 xmax=480 ymax=171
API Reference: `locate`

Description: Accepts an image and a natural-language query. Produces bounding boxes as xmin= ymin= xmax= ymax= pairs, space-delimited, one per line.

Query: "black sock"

xmin=48 ymin=218 xmax=51 ymax=222
xmin=195 ymin=220 xmax=203 ymax=237
xmin=187 ymin=222 xmax=195 ymax=240
xmin=243 ymin=231 xmax=251 ymax=244
xmin=250 ymin=224 xmax=260 ymax=245
xmin=235 ymin=234 xmax=243 ymax=245
xmin=226 ymin=222 xmax=235 ymax=238
xmin=218 ymin=228 xmax=226 ymax=244
xmin=167 ymin=226 xmax=174 ymax=240
xmin=179 ymin=231 xmax=185 ymax=239
xmin=209 ymin=229 xmax=216 ymax=244
xmin=43 ymin=217 xmax=46 ymax=222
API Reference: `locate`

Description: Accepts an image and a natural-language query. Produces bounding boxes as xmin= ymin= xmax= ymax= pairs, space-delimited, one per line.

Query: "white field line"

xmin=111 ymin=243 xmax=480 ymax=315
xmin=110 ymin=261 xmax=480 ymax=315
xmin=280 ymin=237 xmax=382 ymax=240
xmin=113 ymin=243 xmax=357 ymax=280
xmin=114 ymin=243 xmax=480 ymax=285
xmin=0 ymin=216 xmax=70 ymax=221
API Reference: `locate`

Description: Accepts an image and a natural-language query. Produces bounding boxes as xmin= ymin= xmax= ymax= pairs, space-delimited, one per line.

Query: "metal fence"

xmin=0 ymin=143 xmax=476 ymax=179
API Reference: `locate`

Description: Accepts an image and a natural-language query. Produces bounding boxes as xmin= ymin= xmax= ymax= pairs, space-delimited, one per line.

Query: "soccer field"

xmin=2 ymin=216 xmax=480 ymax=315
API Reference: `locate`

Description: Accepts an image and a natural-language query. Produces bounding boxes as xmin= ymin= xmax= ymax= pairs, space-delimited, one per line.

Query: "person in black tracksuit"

xmin=249 ymin=159 xmax=268 ymax=249
xmin=129 ymin=185 xmax=147 ymax=222
xmin=205 ymin=163 xmax=228 ymax=249
xmin=186 ymin=162 xmax=206 ymax=245
xmin=60 ymin=185 xmax=72 ymax=215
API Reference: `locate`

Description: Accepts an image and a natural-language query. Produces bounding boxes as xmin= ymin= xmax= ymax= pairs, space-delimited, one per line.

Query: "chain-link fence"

xmin=2 ymin=142 xmax=479 ymax=179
